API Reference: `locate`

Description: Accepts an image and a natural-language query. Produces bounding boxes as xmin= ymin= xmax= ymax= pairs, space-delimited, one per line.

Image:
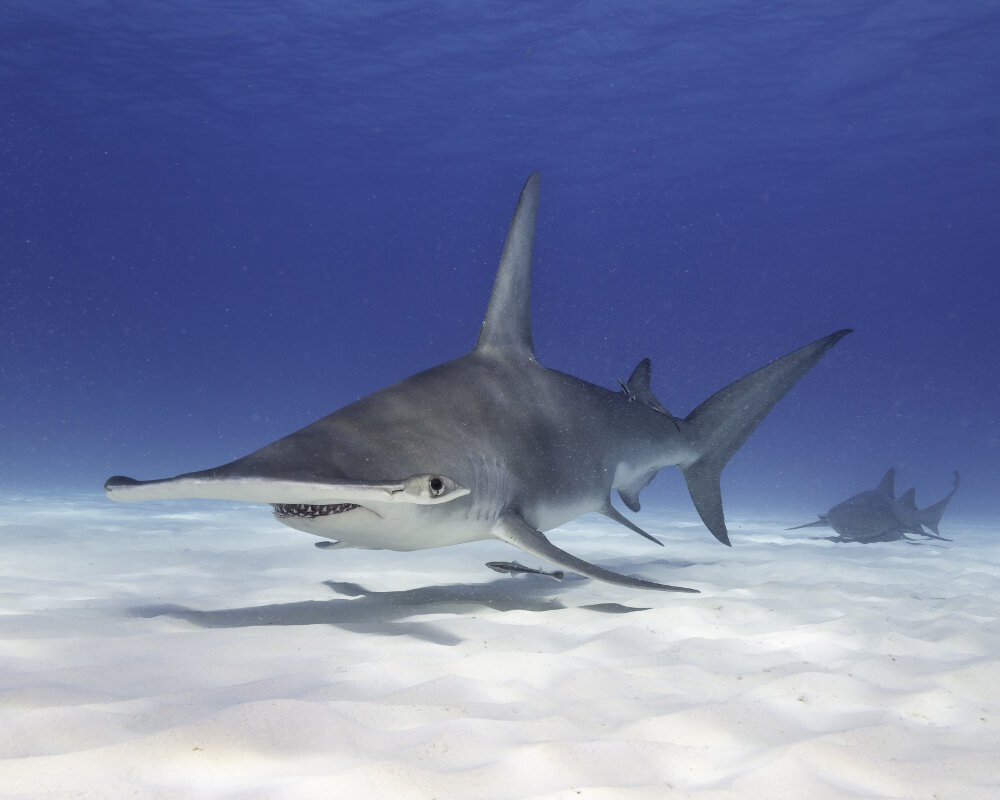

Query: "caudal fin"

xmin=681 ymin=329 xmax=852 ymax=545
xmin=919 ymin=471 xmax=960 ymax=534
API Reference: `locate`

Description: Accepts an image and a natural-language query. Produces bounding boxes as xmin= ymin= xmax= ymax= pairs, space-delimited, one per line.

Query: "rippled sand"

xmin=1 ymin=495 xmax=996 ymax=799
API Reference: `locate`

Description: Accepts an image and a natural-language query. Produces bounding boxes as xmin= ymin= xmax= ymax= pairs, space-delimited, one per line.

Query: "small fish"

xmin=486 ymin=561 xmax=564 ymax=581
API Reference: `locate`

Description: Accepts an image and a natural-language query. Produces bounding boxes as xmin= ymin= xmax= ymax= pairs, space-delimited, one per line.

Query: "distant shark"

xmin=788 ymin=467 xmax=959 ymax=543
xmin=106 ymin=173 xmax=850 ymax=592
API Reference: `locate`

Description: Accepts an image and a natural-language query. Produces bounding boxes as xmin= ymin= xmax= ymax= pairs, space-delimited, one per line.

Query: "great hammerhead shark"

xmin=106 ymin=174 xmax=850 ymax=592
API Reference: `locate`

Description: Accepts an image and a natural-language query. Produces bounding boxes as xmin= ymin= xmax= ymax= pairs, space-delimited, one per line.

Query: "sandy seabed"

xmin=0 ymin=494 xmax=997 ymax=799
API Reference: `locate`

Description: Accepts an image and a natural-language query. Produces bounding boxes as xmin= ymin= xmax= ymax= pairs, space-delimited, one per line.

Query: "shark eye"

xmin=400 ymin=473 xmax=470 ymax=503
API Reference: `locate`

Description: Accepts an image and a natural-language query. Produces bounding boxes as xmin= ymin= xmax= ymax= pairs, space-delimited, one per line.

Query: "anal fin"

xmin=492 ymin=513 xmax=697 ymax=593
xmin=617 ymin=468 xmax=657 ymax=513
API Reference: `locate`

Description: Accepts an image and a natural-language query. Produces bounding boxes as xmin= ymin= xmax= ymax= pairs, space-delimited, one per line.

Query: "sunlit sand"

xmin=1 ymin=494 xmax=996 ymax=798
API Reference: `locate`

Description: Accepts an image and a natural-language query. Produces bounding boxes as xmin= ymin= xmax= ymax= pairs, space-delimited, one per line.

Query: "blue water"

xmin=2 ymin=1 xmax=997 ymax=521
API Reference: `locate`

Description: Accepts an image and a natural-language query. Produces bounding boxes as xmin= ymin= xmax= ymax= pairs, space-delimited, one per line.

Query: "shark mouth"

xmin=271 ymin=502 xmax=360 ymax=519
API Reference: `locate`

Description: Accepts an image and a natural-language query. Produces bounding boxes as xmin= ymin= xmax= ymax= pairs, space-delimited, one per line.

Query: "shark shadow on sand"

xmin=130 ymin=574 xmax=651 ymax=646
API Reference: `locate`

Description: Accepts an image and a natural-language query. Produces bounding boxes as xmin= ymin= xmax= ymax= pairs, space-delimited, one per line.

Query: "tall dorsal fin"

xmin=876 ymin=467 xmax=896 ymax=497
xmin=475 ymin=173 xmax=540 ymax=360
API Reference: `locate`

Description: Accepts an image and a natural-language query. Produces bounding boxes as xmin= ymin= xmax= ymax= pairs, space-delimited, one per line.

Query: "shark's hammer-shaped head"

xmin=105 ymin=462 xmax=474 ymax=549
xmin=104 ymin=344 xmax=493 ymax=548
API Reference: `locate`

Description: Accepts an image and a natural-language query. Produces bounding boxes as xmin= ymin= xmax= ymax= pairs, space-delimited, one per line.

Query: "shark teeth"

xmin=271 ymin=503 xmax=359 ymax=519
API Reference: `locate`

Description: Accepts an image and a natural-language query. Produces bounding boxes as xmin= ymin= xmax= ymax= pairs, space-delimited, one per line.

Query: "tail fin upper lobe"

xmin=680 ymin=329 xmax=852 ymax=545
xmin=919 ymin=471 xmax=960 ymax=534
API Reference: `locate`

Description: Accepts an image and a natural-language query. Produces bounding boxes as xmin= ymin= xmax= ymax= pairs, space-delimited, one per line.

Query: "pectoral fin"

xmin=785 ymin=515 xmax=830 ymax=531
xmin=600 ymin=500 xmax=663 ymax=546
xmin=492 ymin=513 xmax=697 ymax=593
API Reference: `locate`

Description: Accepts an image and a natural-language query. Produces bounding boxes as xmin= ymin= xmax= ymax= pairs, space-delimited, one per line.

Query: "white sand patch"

xmin=0 ymin=494 xmax=997 ymax=798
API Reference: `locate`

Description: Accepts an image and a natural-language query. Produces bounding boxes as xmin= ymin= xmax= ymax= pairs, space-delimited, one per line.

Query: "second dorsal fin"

xmin=621 ymin=358 xmax=673 ymax=417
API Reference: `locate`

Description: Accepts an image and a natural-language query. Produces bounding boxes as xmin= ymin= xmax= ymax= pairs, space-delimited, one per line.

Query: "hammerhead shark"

xmin=788 ymin=467 xmax=960 ymax=543
xmin=106 ymin=173 xmax=850 ymax=592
